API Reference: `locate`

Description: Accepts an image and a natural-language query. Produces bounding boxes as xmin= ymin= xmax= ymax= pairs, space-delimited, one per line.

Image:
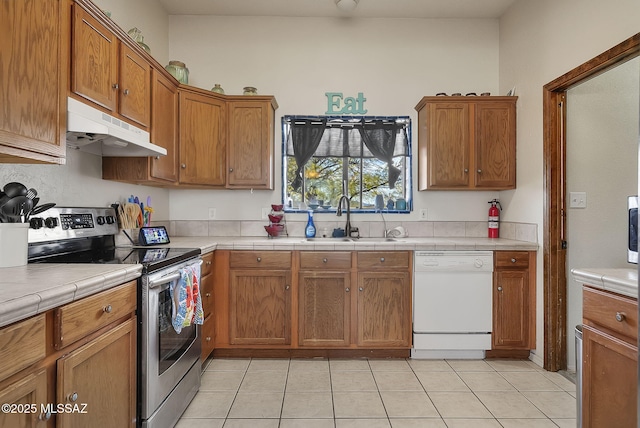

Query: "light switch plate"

xmin=419 ymin=209 xmax=428 ymax=219
xmin=569 ymin=192 xmax=587 ymax=208
xmin=208 ymin=208 xmax=217 ymax=219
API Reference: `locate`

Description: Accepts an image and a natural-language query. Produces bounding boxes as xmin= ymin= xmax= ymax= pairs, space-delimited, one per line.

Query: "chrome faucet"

xmin=337 ymin=194 xmax=358 ymax=238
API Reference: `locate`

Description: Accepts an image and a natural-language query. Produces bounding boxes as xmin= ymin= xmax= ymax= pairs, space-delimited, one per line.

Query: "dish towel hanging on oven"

xmin=170 ymin=263 xmax=204 ymax=334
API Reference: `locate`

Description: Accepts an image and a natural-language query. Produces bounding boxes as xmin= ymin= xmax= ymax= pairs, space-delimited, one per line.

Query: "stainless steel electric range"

xmin=28 ymin=207 xmax=202 ymax=428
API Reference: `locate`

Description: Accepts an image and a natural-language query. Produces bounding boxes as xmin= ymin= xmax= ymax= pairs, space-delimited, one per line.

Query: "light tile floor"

xmin=176 ymin=358 xmax=576 ymax=428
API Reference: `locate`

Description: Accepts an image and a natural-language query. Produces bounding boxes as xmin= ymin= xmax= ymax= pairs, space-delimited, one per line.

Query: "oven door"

xmin=140 ymin=262 xmax=202 ymax=420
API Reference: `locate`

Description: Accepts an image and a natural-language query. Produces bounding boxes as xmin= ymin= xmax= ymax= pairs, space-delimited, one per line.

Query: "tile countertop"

xmin=571 ymin=267 xmax=639 ymax=299
xmin=0 ymin=263 xmax=142 ymax=328
xmin=0 ymin=236 xmax=536 ymax=329
xmin=166 ymin=236 xmax=539 ymax=252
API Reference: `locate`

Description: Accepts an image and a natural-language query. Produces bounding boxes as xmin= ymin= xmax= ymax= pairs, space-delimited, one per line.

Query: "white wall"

xmin=92 ymin=0 xmax=171 ymax=67
xmin=565 ymin=57 xmax=639 ymax=370
xmin=499 ymin=0 xmax=640 ymax=366
xmin=167 ymin=16 xmax=502 ymax=223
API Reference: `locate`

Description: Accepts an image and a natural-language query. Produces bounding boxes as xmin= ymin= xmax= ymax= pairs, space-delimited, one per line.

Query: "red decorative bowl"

xmin=271 ymin=204 xmax=284 ymax=212
xmin=264 ymin=225 xmax=281 ymax=237
xmin=268 ymin=214 xmax=283 ymax=223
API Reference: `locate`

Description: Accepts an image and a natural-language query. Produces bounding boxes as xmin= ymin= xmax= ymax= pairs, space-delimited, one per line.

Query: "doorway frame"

xmin=543 ymin=33 xmax=640 ymax=371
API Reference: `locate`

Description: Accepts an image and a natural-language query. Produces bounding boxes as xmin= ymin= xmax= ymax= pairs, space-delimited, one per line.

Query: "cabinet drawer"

xmin=300 ymin=252 xmax=351 ymax=269
xmin=0 ymin=314 xmax=46 ymax=382
xmin=54 ymin=280 xmax=137 ymax=349
xmin=229 ymin=251 xmax=291 ymax=269
xmin=495 ymin=251 xmax=529 ymax=268
xmin=357 ymin=251 xmax=410 ymax=269
xmin=583 ymin=286 xmax=638 ymax=341
xmin=201 ymin=252 xmax=214 ymax=277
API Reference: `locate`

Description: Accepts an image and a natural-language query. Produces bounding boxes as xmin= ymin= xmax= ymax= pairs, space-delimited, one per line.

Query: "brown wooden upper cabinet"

xmin=71 ymin=4 xmax=151 ymax=129
xmin=227 ymin=97 xmax=277 ymax=189
xmin=179 ymin=88 xmax=227 ymax=186
xmin=0 ymin=0 xmax=68 ymax=164
xmin=415 ymin=96 xmax=517 ymax=190
xmin=102 ymin=69 xmax=179 ymax=185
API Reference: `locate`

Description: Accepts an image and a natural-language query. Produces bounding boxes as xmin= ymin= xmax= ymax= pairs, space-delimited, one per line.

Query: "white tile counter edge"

xmin=0 ymin=236 xmax=537 ymax=329
xmin=571 ymin=267 xmax=638 ymax=299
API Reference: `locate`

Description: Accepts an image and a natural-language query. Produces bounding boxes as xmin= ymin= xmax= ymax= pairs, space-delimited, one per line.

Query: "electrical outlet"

xmin=208 ymin=208 xmax=216 ymax=220
xmin=262 ymin=208 xmax=270 ymax=219
xmin=569 ymin=192 xmax=587 ymax=208
xmin=419 ymin=209 xmax=428 ymax=220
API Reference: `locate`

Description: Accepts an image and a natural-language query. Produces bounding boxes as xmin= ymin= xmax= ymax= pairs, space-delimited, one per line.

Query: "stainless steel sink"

xmin=302 ymin=237 xmax=354 ymax=242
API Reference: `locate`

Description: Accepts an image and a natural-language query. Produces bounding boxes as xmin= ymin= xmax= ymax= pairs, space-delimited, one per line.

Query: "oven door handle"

xmin=147 ymin=259 xmax=203 ymax=289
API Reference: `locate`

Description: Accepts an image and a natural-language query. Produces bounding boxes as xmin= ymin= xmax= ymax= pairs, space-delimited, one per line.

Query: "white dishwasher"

xmin=412 ymin=251 xmax=493 ymax=359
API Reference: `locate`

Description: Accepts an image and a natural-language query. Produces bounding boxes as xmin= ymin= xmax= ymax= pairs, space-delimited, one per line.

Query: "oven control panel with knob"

xmin=28 ymin=207 xmax=119 ymax=243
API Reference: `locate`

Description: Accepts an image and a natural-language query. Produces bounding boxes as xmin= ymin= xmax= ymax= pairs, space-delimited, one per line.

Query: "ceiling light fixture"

xmin=335 ymin=0 xmax=359 ymax=12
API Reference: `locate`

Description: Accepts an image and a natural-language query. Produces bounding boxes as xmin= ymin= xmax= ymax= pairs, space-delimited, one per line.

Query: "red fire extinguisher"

xmin=488 ymin=199 xmax=502 ymax=238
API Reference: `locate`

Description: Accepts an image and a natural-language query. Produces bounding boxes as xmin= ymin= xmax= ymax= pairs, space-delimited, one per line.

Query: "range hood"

xmin=66 ymin=97 xmax=167 ymax=157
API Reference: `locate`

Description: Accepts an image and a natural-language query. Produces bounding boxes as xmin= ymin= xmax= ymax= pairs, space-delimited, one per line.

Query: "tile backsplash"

xmin=165 ymin=220 xmax=538 ymax=243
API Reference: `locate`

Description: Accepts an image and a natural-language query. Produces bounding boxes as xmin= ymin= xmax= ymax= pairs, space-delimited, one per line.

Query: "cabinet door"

xmin=200 ymin=259 xmax=215 ymax=361
xmin=0 ymin=368 xmax=48 ymax=427
xmin=227 ymin=100 xmax=274 ymax=189
xmin=583 ymin=326 xmax=637 ymax=428
xmin=56 ymin=318 xmax=136 ymax=428
xmin=0 ymin=0 xmax=67 ymax=162
xmin=426 ymin=103 xmax=470 ymax=189
xmin=493 ymin=269 xmax=529 ymax=349
xmin=356 ymin=271 xmax=411 ymax=347
xmin=474 ymin=102 xmax=516 ymax=188
xmin=299 ymin=271 xmax=351 ymax=347
xmin=179 ymin=91 xmax=226 ymax=186
xmin=229 ymin=270 xmax=291 ymax=345
xmin=118 ymin=44 xmax=151 ymax=128
xmin=150 ymin=70 xmax=179 ymax=182
xmin=71 ymin=5 xmax=118 ymax=112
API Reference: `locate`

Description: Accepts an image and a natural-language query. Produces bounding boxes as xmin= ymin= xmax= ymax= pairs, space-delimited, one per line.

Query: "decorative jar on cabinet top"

xmin=165 ymin=61 xmax=189 ymax=84
xmin=211 ymin=84 xmax=225 ymax=94
xmin=243 ymin=86 xmax=257 ymax=95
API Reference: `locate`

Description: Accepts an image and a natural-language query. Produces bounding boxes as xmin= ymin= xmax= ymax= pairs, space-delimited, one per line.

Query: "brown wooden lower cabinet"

xmin=56 ymin=318 xmax=136 ymax=428
xmin=0 ymin=280 xmax=137 ymax=428
xmin=582 ymin=285 xmax=638 ymax=427
xmin=200 ymin=252 xmax=215 ymax=362
xmin=215 ymin=250 xmax=412 ymax=355
xmin=229 ymin=269 xmax=292 ymax=345
xmin=356 ymin=271 xmax=411 ymax=347
xmin=298 ymin=271 xmax=351 ymax=347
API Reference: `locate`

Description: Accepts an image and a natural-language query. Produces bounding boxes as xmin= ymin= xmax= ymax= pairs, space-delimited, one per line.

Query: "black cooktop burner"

xmin=30 ymin=242 xmax=200 ymax=273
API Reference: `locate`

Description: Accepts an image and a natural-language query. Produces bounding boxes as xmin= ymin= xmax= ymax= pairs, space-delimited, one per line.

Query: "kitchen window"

xmin=282 ymin=115 xmax=412 ymax=213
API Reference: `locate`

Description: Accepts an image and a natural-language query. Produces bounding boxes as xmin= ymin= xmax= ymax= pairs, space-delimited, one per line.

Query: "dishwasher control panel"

xmin=414 ymin=251 xmax=493 ymax=272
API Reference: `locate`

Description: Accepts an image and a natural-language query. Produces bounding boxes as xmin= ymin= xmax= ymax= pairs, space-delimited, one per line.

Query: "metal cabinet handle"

xmin=206 ymin=261 xmax=212 ymax=266
xmin=359 ymin=287 xmax=363 ymax=291
xmin=154 ymin=156 xmax=160 ymax=160
xmin=103 ymin=305 xmax=112 ymax=313
xmin=206 ymin=292 xmax=211 ymax=298
xmin=380 ymin=257 xmax=385 ymax=262
xmin=123 ymin=89 xmax=130 ymax=95
xmin=615 ymin=312 xmax=626 ymax=322
xmin=229 ymin=168 xmax=234 ymax=172
xmin=464 ymin=168 xmax=469 ymax=173
xmin=511 ymin=258 xmax=517 ymax=263
xmin=68 ymin=392 xmax=78 ymax=402
xmin=257 ymin=257 xmax=261 ymax=262
xmin=285 ymin=285 xmax=290 ymax=290
xmin=477 ymin=169 xmax=482 ymax=173
xmin=323 ymin=258 xmax=328 ymax=263
xmin=205 ymin=336 xmax=211 ymax=342
xmin=497 ymin=286 xmax=503 ymax=291
xmin=39 ymin=410 xmax=52 ymax=421
xmin=112 ymin=83 xmax=119 ymax=89
xmin=181 ymin=163 xmax=186 ymax=169
xmin=345 ymin=287 xmax=350 ymax=292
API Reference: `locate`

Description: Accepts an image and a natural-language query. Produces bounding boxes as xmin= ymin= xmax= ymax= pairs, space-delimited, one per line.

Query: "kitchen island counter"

xmin=571 ymin=267 xmax=638 ymax=299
